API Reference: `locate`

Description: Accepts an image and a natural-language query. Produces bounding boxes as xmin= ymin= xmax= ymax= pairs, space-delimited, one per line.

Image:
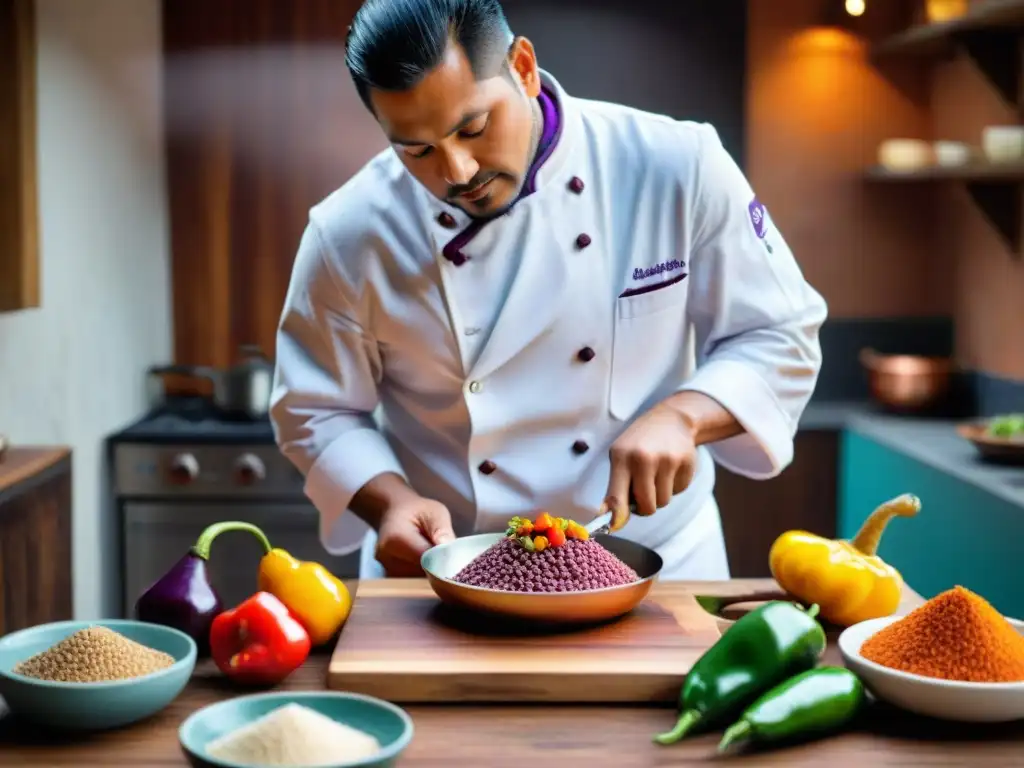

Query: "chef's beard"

xmin=447 ymin=171 xmax=519 ymax=219
xmin=448 ymin=97 xmax=542 ymax=220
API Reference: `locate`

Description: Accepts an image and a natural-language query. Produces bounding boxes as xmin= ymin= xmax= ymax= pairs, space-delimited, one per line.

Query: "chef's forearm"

xmin=349 ymin=472 xmax=422 ymax=530
xmin=661 ymin=390 xmax=745 ymax=446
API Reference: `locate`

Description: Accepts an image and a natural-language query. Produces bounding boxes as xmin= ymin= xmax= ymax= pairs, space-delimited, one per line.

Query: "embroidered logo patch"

xmin=632 ymin=259 xmax=685 ymax=281
xmin=748 ymin=197 xmax=768 ymax=240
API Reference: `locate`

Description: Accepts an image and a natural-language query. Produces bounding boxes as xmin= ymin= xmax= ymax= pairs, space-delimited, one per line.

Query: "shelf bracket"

xmin=951 ymin=30 xmax=1021 ymax=107
xmin=964 ymin=180 xmax=1023 ymax=255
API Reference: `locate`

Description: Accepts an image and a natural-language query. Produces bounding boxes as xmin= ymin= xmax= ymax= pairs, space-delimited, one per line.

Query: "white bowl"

xmin=878 ymin=139 xmax=933 ymax=171
xmin=933 ymin=140 xmax=972 ymax=167
xmin=839 ymin=615 xmax=1024 ymax=723
xmin=982 ymin=125 xmax=1024 ymax=163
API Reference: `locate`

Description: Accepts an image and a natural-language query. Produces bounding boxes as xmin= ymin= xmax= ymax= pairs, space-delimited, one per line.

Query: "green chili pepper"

xmin=653 ymin=601 xmax=826 ymax=746
xmin=717 ymin=666 xmax=865 ymax=752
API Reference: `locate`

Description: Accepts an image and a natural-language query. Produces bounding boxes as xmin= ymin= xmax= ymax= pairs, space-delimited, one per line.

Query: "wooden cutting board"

xmin=327 ymin=579 xmax=722 ymax=703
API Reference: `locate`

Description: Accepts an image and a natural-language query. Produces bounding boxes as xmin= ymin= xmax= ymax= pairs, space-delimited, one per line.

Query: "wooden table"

xmin=2 ymin=579 xmax=1024 ymax=766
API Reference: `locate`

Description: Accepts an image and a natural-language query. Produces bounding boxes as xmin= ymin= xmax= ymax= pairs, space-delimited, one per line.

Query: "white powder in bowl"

xmin=205 ymin=702 xmax=382 ymax=766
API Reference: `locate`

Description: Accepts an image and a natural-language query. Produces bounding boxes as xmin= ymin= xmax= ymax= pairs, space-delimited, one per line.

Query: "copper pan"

xmin=421 ymin=532 xmax=662 ymax=625
xmin=859 ymin=348 xmax=955 ymax=411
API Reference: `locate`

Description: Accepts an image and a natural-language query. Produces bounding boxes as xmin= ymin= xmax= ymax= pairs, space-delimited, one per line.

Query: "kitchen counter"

xmin=802 ymin=401 xmax=1024 ymax=511
xmin=3 ymin=579 xmax=1023 ymax=766
xmin=0 ymin=447 xmax=70 ymax=502
xmin=848 ymin=411 xmax=1024 ymax=510
xmin=0 ymin=447 xmax=73 ymax=635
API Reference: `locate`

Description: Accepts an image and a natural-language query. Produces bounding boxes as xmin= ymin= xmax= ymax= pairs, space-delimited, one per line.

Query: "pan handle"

xmin=694 ymin=589 xmax=792 ymax=616
xmin=148 ymin=364 xmax=220 ymax=384
xmin=238 ymin=344 xmax=270 ymax=361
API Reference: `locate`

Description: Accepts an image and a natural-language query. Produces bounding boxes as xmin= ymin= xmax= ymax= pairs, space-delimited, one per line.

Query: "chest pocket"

xmin=609 ymin=280 xmax=691 ymax=421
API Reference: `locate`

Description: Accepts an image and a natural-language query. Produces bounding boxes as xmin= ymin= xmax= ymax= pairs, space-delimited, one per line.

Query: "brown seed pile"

xmin=13 ymin=626 xmax=175 ymax=683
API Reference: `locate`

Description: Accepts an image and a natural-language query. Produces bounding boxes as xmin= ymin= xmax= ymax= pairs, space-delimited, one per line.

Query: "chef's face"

xmin=370 ymin=37 xmax=542 ymax=219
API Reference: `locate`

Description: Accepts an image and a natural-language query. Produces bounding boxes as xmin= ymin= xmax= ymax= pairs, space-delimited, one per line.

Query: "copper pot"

xmin=859 ymin=348 xmax=955 ymax=411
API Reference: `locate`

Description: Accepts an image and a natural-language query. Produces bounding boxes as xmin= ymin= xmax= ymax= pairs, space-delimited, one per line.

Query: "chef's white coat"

xmin=270 ymin=70 xmax=828 ymax=580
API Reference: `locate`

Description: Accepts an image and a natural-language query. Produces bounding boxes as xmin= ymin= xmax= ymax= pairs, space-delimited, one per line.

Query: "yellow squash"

xmin=258 ymin=548 xmax=353 ymax=646
xmin=769 ymin=493 xmax=921 ymax=627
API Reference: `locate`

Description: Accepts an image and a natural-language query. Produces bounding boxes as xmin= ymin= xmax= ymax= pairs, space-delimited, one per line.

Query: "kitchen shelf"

xmin=865 ymin=163 xmax=1024 ymax=253
xmin=870 ymin=0 xmax=1024 ymax=106
xmin=865 ymin=163 xmax=1024 ymax=181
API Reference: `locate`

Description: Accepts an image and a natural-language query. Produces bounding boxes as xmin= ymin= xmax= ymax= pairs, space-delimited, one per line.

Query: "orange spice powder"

xmin=860 ymin=585 xmax=1024 ymax=683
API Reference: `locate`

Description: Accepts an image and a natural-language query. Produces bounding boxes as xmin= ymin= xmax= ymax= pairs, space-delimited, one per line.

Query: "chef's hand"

xmin=375 ymin=497 xmax=457 ymax=577
xmin=603 ymin=401 xmax=698 ymax=529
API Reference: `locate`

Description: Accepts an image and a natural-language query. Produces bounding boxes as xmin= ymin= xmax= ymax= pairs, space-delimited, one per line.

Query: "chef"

xmin=270 ymin=0 xmax=828 ymax=580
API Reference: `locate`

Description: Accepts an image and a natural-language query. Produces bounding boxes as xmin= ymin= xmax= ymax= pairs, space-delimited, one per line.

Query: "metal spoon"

xmin=586 ymin=499 xmax=638 ymax=537
xmin=586 ymin=511 xmax=614 ymax=537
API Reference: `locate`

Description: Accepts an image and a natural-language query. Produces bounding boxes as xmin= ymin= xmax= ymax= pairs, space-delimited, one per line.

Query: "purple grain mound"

xmin=453 ymin=538 xmax=640 ymax=593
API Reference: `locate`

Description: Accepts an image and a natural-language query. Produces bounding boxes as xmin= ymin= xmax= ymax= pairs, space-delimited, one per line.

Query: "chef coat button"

xmin=577 ymin=346 xmax=596 ymax=363
xmin=576 ymin=233 xmax=592 ymax=249
xmin=479 ymin=460 xmax=497 ymax=475
xmin=569 ymin=177 xmax=585 ymax=194
xmin=572 ymin=440 xmax=590 ymax=455
xmin=468 ymin=380 xmax=482 ymax=394
xmin=438 ymin=212 xmax=457 ymax=228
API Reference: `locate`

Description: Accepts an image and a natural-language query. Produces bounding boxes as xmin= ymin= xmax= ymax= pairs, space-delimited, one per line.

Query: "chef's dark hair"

xmin=345 ymin=0 xmax=515 ymax=112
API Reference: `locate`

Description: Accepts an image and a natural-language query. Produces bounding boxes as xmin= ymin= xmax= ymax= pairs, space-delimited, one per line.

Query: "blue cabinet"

xmin=838 ymin=430 xmax=1024 ymax=619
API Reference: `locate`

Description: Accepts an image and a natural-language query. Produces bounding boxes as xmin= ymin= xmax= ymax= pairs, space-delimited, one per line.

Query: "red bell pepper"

xmin=209 ymin=591 xmax=311 ymax=686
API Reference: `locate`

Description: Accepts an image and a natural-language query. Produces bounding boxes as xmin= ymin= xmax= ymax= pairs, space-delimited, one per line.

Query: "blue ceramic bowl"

xmin=0 ymin=619 xmax=196 ymax=731
xmin=179 ymin=691 xmax=414 ymax=768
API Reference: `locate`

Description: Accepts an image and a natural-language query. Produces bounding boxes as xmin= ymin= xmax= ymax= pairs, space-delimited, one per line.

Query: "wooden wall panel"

xmin=745 ymin=0 xmax=947 ymax=319
xmin=0 ymin=0 xmax=39 ymax=313
xmin=715 ymin=432 xmax=839 ymax=578
xmin=163 ymin=0 xmax=380 ymax=374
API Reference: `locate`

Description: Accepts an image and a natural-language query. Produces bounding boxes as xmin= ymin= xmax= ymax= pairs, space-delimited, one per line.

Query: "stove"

xmin=114 ymin=396 xmax=276 ymax=445
xmin=111 ymin=398 xmax=297 ymax=500
xmin=109 ymin=397 xmax=361 ymax=617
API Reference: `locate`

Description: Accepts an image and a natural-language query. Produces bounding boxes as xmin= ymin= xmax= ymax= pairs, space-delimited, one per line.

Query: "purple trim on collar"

xmin=441 ymin=85 xmax=564 ymax=264
xmin=523 ymin=86 xmax=561 ymax=196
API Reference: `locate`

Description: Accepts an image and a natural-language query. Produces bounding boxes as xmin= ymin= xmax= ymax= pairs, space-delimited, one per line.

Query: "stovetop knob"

xmin=168 ymin=453 xmax=200 ymax=485
xmin=234 ymin=453 xmax=266 ymax=486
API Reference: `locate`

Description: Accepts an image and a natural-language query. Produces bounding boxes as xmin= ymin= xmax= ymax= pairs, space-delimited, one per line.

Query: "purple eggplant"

xmin=133 ymin=521 xmax=272 ymax=656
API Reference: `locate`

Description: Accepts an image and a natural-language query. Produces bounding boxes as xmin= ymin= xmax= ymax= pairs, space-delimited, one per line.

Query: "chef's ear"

xmin=508 ymin=36 xmax=541 ymax=99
